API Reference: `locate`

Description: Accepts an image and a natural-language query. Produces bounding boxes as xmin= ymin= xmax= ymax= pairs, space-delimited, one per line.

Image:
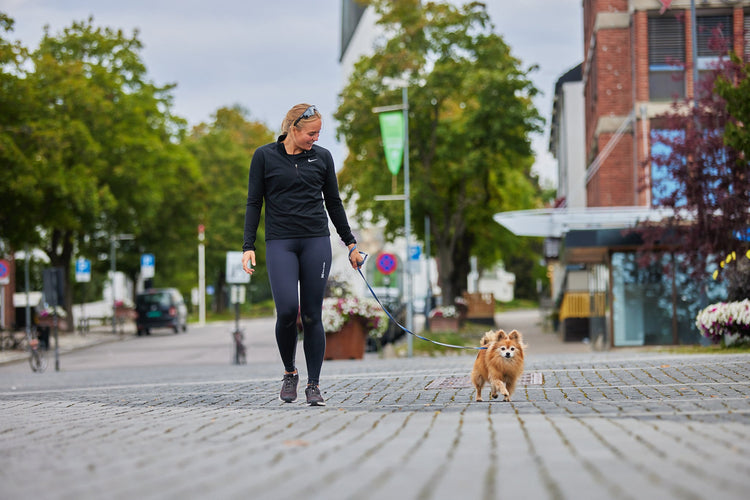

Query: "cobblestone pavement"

xmin=1 ymin=347 xmax=749 ymax=500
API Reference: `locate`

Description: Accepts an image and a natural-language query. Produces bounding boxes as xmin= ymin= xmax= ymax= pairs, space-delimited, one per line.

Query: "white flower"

xmin=321 ymin=296 xmax=388 ymax=338
xmin=429 ymin=306 xmax=458 ymax=319
xmin=695 ymin=299 xmax=750 ymax=343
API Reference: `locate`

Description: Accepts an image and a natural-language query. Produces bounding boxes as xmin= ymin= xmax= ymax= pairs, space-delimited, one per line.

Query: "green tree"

xmin=187 ymin=106 xmax=274 ymax=311
xmin=0 ymin=14 xmax=39 ymax=249
xmin=715 ymin=53 xmax=750 ymax=300
xmin=0 ymin=16 xmax=202 ymax=323
xmin=335 ymin=0 xmax=544 ymax=303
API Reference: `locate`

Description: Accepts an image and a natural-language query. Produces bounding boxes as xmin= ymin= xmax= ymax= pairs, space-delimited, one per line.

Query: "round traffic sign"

xmin=376 ymin=253 xmax=398 ymax=275
xmin=0 ymin=259 xmax=9 ymax=285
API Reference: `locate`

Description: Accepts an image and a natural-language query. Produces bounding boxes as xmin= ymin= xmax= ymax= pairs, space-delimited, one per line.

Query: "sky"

xmin=1 ymin=0 xmax=583 ymax=187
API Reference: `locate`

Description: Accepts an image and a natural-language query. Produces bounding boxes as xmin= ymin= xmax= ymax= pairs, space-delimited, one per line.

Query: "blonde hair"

xmin=281 ymin=103 xmax=321 ymax=134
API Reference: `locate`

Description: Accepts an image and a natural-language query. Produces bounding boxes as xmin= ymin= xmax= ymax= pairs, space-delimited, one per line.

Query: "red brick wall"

xmin=595 ymin=28 xmax=632 ymax=117
xmin=588 ymin=133 xmax=635 ymax=207
xmin=634 ymin=10 xmax=649 ymax=102
xmin=734 ymin=8 xmax=744 ymax=58
xmin=583 ymin=0 xmax=634 ymax=208
xmin=685 ymin=13 xmax=695 ymax=99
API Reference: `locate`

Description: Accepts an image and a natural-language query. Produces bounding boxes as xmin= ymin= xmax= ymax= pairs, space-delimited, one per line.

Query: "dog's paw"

xmin=475 ymin=397 xmax=483 ymax=402
xmin=503 ymin=394 xmax=511 ymax=402
xmin=491 ymin=392 xmax=498 ymax=399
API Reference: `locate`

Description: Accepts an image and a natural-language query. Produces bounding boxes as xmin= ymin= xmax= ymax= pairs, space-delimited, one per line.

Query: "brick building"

xmin=584 ymin=0 xmax=749 ymax=209
xmin=499 ymin=0 xmax=750 ymax=347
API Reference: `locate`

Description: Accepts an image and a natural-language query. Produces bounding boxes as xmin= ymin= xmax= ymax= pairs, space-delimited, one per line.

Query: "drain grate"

xmin=425 ymin=372 xmax=543 ymax=390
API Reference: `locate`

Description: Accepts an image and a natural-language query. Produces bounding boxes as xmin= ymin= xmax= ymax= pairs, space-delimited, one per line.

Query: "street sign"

xmin=141 ymin=253 xmax=155 ymax=279
xmin=75 ymin=258 xmax=91 ymax=283
xmin=0 ymin=259 xmax=9 ymax=285
xmin=409 ymin=245 xmax=421 ymax=260
xmin=376 ymin=253 xmax=398 ymax=275
xmin=226 ymin=251 xmax=250 ymax=284
xmin=230 ymin=285 xmax=246 ymax=304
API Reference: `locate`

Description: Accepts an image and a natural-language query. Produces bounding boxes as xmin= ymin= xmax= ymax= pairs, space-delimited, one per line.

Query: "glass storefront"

xmin=612 ymin=252 xmax=725 ymax=346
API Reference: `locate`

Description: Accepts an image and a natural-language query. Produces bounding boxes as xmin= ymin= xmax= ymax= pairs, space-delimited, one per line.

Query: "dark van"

xmin=135 ymin=288 xmax=188 ymax=335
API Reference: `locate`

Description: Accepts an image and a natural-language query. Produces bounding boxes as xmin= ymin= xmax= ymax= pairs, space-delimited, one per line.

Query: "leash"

xmin=350 ymin=248 xmax=486 ymax=351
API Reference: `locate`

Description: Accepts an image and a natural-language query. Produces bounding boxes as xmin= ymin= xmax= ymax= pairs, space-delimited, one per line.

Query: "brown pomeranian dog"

xmin=471 ymin=329 xmax=525 ymax=402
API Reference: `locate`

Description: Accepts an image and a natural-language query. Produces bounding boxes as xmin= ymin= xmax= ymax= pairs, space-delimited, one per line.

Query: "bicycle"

xmin=1 ymin=330 xmax=29 ymax=351
xmin=28 ymin=328 xmax=48 ymax=373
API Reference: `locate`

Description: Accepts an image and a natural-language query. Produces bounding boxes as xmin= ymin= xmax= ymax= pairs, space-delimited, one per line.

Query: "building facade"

xmin=584 ymin=0 xmax=749 ymax=208
xmin=549 ymin=63 xmax=587 ymax=208
xmin=527 ymin=1 xmax=749 ymax=347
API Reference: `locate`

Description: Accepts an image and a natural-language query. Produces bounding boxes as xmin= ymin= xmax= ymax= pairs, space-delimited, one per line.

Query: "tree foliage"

xmin=0 ymin=16 xmax=202 ymax=322
xmin=643 ymin=46 xmax=750 ymax=299
xmin=715 ymin=53 xmax=750 ymax=300
xmin=187 ymin=106 xmax=274 ymax=311
xmin=335 ymin=0 xmax=544 ymax=303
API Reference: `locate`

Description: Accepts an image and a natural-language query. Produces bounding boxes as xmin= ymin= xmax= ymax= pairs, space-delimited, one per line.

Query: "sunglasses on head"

xmin=293 ymin=105 xmax=317 ymax=127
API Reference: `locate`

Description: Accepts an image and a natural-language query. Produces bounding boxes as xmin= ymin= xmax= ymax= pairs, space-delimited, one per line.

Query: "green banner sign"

xmin=378 ymin=111 xmax=404 ymax=176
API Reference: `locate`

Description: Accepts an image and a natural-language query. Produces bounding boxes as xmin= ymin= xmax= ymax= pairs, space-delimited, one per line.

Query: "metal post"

xmin=198 ymin=227 xmax=206 ymax=326
xmin=402 ymin=86 xmax=413 ymax=358
xmin=424 ymin=215 xmax=432 ymax=330
xmin=372 ymin=84 xmax=413 ymax=357
xmin=690 ymin=0 xmax=698 ymax=108
xmin=110 ymin=234 xmax=134 ymax=334
xmin=110 ymin=237 xmax=116 ymax=335
xmin=24 ymin=245 xmax=30 ymax=340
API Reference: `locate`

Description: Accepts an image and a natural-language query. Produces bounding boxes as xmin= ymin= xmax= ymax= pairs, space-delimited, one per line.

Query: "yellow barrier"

xmin=559 ymin=292 xmax=607 ymax=321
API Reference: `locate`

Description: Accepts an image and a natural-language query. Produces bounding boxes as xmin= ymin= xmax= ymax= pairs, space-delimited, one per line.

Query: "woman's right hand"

xmin=242 ymin=250 xmax=256 ymax=275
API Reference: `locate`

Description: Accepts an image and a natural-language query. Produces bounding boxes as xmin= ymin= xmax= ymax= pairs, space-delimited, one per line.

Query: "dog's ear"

xmin=495 ymin=330 xmax=507 ymax=341
xmin=508 ymin=330 xmax=523 ymax=343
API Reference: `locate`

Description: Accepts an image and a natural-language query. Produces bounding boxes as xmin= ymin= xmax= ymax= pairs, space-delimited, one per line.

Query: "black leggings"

xmin=266 ymin=236 xmax=331 ymax=386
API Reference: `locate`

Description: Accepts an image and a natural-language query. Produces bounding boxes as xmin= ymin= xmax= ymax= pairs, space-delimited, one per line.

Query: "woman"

xmin=242 ymin=104 xmax=364 ymax=406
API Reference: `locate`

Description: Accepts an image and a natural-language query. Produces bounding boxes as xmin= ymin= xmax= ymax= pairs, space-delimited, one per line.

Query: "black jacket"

xmin=243 ymin=137 xmax=356 ymax=251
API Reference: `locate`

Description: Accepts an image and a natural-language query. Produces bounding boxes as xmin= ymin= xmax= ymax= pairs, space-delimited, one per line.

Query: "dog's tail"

xmin=480 ymin=331 xmax=494 ymax=347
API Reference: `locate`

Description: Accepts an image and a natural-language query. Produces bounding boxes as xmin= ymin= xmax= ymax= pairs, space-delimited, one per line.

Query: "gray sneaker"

xmin=305 ymin=384 xmax=326 ymax=406
xmin=280 ymin=373 xmax=298 ymax=403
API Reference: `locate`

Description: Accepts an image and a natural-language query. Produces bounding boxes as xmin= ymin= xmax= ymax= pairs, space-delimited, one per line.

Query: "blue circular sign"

xmin=376 ymin=253 xmax=398 ymax=275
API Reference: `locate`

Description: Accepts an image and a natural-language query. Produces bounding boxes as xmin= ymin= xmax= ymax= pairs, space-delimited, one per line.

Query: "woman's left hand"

xmin=347 ymin=244 xmax=365 ymax=270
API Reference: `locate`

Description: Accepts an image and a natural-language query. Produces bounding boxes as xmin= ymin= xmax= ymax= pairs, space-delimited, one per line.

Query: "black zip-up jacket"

xmin=243 ymin=136 xmax=356 ymax=252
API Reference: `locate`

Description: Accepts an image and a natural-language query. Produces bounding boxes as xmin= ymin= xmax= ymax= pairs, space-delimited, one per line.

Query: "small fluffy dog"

xmin=471 ymin=329 xmax=525 ymax=402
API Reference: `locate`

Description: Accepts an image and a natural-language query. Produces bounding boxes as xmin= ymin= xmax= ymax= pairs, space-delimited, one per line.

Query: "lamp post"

xmin=110 ymin=234 xmax=134 ymax=334
xmin=690 ymin=0 xmax=698 ymax=110
xmin=373 ymin=85 xmax=414 ymax=357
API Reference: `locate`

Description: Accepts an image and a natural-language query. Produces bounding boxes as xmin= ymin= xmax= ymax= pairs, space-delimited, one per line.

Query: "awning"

xmin=493 ymin=206 xmax=676 ymax=238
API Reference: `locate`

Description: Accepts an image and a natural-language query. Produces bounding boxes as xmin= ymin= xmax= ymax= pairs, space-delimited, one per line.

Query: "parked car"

xmin=135 ymin=288 xmax=188 ymax=335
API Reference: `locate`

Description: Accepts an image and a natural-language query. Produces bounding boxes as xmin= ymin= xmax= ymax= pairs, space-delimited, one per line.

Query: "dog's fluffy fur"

xmin=471 ymin=329 xmax=525 ymax=402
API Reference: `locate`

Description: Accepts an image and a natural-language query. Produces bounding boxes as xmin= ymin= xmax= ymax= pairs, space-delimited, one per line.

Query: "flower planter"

xmin=36 ymin=317 xmax=69 ymax=330
xmin=429 ymin=316 xmax=460 ymax=332
xmin=325 ymin=319 xmax=367 ymax=360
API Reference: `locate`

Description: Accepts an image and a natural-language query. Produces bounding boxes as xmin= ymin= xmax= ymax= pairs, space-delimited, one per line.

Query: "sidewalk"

xmin=0 ymin=313 xmax=748 ymax=499
xmin=0 ymin=323 xmax=134 ymax=366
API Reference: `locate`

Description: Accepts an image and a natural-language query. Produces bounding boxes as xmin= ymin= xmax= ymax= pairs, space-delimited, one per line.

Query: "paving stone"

xmin=1 ymin=328 xmax=749 ymax=499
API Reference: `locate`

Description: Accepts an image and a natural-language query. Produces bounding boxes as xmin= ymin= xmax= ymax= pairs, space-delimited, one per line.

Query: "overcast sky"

xmin=2 ymin=0 xmax=582 ymax=187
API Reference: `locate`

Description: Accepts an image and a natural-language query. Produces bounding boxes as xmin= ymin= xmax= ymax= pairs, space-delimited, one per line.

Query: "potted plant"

xmin=428 ymin=305 xmax=460 ymax=331
xmin=321 ymin=276 xmax=388 ymax=359
xmin=695 ymin=299 xmax=750 ymax=346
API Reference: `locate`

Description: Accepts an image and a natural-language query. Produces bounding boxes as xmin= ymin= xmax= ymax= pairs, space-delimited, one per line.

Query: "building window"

xmin=648 ymin=15 xmax=686 ymax=100
xmin=696 ymin=15 xmax=733 ymax=93
xmin=650 ymin=129 xmax=685 ymax=207
xmin=612 ymin=252 xmax=675 ymax=346
xmin=611 ymin=252 xmax=722 ymax=346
